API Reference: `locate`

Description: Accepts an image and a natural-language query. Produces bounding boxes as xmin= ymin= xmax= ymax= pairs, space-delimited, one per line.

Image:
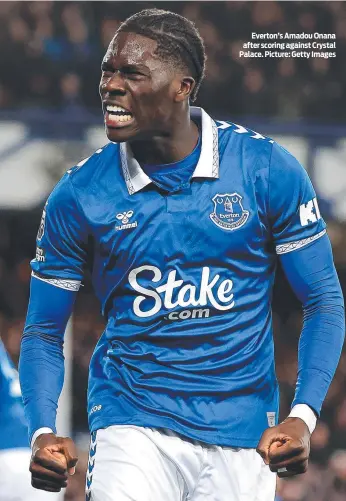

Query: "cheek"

xmin=151 ymin=85 xmax=175 ymax=122
xmin=99 ymin=77 xmax=107 ymax=96
xmin=132 ymin=83 xmax=173 ymax=118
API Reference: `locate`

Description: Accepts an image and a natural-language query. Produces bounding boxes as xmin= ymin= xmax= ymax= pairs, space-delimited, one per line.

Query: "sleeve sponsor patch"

xmin=35 ymin=247 xmax=46 ymax=262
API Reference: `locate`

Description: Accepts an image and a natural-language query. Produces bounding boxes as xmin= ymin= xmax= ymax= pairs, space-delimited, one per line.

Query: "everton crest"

xmin=210 ymin=193 xmax=249 ymax=231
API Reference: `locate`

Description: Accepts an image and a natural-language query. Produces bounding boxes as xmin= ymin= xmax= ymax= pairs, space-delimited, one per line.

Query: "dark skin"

xmin=257 ymin=417 xmax=311 ymax=477
xmin=30 ymin=433 xmax=76 ymax=492
xmin=30 ymin=31 xmax=311 ymax=492
xmin=99 ymin=31 xmax=199 ymax=164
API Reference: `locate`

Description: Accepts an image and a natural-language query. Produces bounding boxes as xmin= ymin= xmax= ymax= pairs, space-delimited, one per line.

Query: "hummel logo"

xmin=117 ymin=210 xmax=133 ymax=224
xmin=115 ymin=210 xmax=138 ymax=231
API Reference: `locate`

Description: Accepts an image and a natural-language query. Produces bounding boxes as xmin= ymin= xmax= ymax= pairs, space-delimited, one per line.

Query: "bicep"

xmin=24 ymin=276 xmax=78 ymax=339
xmin=278 ymin=234 xmax=343 ymax=306
xmin=269 ymin=142 xmax=326 ymax=249
xmin=32 ymin=175 xmax=89 ymax=283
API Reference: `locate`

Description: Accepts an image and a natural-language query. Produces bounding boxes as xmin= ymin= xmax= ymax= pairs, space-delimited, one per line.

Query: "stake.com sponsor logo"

xmin=128 ymin=265 xmax=235 ymax=319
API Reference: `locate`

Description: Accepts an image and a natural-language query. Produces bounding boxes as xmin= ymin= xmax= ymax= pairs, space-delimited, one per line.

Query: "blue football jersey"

xmin=0 ymin=341 xmax=29 ymax=449
xmin=31 ymin=108 xmax=326 ymax=447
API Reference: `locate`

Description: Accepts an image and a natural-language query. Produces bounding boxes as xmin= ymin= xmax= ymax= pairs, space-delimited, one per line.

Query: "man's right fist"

xmin=30 ymin=433 xmax=78 ymax=492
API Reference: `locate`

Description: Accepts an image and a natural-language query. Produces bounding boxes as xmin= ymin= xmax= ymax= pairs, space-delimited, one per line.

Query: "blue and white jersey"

xmin=0 ymin=341 xmax=28 ymax=450
xmin=31 ymin=108 xmax=326 ymax=447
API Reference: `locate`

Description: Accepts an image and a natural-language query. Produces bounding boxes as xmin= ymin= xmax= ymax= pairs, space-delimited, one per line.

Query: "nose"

xmin=101 ymin=71 xmax=126 ymax=95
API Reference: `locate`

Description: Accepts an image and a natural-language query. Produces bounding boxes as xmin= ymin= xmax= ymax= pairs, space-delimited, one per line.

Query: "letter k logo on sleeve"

xmin=299 ymin=198 xmax=321 ymax=226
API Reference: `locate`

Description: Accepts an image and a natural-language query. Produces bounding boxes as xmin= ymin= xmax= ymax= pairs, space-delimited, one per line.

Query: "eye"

xmin=123 ymin=68 xmax=146 ymax=80
xmin=127 ymin=72 xmax=142 ymax=80
xmin=101 ymin=62 xmax=114 ymax=74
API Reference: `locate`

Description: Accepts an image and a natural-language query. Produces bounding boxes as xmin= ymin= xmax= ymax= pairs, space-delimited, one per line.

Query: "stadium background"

xmin=0 ymin=1 xmax=346 ymax=500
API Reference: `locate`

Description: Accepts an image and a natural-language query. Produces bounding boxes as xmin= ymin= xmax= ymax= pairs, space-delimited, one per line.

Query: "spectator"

xmin=0 ymin=1 xmax=345 ymax=120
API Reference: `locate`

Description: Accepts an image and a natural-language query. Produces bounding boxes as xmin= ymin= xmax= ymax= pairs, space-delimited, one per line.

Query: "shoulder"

xmin=214 ymin=118 xmax=274 ymax=164
xmin=67 ymin=142 xmax=118 ymax=181
xmin=49 ymin=142 xmax=118 ymax=204
xmin=269 ymin=141 xmax=305 ymax=179
xmin=214 ymin=118 xmax=305 ymax=175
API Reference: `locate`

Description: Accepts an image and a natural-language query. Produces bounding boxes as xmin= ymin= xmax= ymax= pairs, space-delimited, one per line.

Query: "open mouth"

xmin=104 ymin=104 xmax=134 ymax=128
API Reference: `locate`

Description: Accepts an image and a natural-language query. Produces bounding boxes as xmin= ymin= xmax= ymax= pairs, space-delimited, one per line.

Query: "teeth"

xmin=108 ymin=114 xmax=132 ymax=122
xmin=106 ymin=104 xmax=130 ymax=113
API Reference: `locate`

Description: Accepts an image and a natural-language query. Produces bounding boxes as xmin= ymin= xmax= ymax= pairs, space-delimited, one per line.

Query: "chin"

xmin=106 ymin=127 xmax=136 ymax=143
xmin=105 ymin=125 xmax=138 ymax=143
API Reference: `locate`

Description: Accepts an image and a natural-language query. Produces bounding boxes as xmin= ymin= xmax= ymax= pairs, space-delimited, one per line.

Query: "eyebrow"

xmin=101 ymin=60 xmax=150 ymax=73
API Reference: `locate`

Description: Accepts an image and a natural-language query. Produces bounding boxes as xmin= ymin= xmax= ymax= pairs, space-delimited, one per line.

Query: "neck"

xmin=129 ymin=112 xmax=199 ymax=165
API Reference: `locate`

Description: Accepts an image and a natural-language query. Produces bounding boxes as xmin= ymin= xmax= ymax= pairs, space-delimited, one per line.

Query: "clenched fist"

xmin=30 ymin=433 xmax=78 ymax=492
xmin=256 ymin=417 xmax=310 ymax=477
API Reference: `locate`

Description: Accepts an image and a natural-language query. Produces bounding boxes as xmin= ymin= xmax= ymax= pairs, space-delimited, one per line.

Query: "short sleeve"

xmin=31 ymin=174 xmax=89 ymax=289
xmin=269 ymin=142 xmax=326 ymax=255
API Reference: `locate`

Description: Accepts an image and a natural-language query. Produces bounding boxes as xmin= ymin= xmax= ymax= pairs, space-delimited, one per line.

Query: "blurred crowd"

xmin=1 ymin=1 xmax=346 ymax=500
xmin=0 ymin=1 xmax=346 ymax=121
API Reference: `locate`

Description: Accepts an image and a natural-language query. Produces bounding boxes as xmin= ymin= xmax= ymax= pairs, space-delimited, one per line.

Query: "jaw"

xmin=105 ymin=123 xmax=139 ymax=143
xmin=103 ymin=110 xmax=137 ymax=142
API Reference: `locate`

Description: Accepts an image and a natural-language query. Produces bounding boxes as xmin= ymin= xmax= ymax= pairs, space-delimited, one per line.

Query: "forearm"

xmin=20 ymin=331 xmax=64 ymax=443
xmin=293 ymin=299 xmax=344 ymax=414
xmin=19 ymin=276 xmax=77 ymax=443
xmin=280 ymin=234 xmax=345 ymax=416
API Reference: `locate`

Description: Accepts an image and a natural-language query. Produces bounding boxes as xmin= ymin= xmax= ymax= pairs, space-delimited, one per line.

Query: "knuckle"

xmin=293 ymin=442 xmax=305 ymax=453
xmin=256 ymin=444 xmax=265 ymax=454
xmin=34 ymin=449 xmax=45 ymax=460
xmin=261 ymin=429 xmax=271 ymax=438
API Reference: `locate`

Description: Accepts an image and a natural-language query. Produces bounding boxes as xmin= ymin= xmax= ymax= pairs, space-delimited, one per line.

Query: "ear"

xmin=174 ymin=77 xmax=196 ymax=103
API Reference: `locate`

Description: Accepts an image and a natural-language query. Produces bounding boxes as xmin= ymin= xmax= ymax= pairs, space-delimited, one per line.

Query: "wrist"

xmin=31 ymin=427 xmax=55 ymax=449
xmin=288 ymin=404 xmax=317 ymax=434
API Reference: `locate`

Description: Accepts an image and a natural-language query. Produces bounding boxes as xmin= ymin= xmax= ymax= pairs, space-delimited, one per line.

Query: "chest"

xmin=86 ymin=171 xmax=269 ymax=267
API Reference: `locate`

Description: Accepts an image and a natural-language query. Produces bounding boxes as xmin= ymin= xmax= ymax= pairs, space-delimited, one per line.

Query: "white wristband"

xmin=288 ymin=404 xmax=317 ymax=434
xmin=31 ymin=427 xmax=54 ymax=449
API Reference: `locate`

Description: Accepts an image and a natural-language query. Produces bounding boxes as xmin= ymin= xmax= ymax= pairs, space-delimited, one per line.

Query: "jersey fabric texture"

xmin=0 ymin=341 xmax=28 ymax=450
xmin=28 ymin=108 xmax=329 ymax=447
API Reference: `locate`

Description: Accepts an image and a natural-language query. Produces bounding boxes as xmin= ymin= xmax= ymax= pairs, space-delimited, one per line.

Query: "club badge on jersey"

xmin=210 ymin=193 xmax=249 ymax=231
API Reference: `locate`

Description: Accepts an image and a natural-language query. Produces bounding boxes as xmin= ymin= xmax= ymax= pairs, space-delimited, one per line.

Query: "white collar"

xmin=119 ymin=107 xmax=219 ymax=195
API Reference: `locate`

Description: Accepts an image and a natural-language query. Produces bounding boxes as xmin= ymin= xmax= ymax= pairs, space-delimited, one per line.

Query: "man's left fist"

xmin=256 ymin=417 xmax=310 ymax=477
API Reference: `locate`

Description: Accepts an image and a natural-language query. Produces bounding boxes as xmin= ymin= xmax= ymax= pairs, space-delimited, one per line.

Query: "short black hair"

xmin=117 ymin=8 xmax=206 ymax=101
